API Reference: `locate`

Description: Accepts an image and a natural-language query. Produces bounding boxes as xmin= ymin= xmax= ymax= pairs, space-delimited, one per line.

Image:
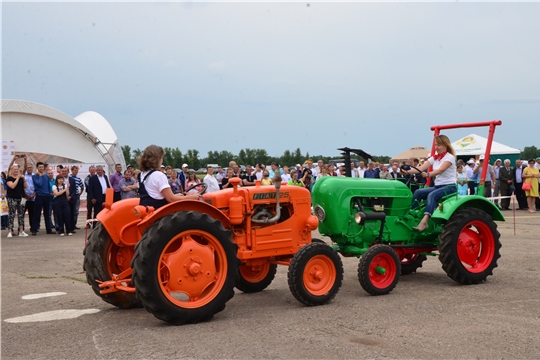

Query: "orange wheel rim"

xmin=239 ymin=263 xmax=270 ymax=284
xmin=158 ymin=230 xmax=228 ymax=309
xmin=107 ymin=243 xmax=134 ymax=276
xmin=302 ymin=255 xmax=336 ymax=296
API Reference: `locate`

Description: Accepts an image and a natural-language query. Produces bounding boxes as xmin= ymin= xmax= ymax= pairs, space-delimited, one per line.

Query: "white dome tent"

xmin=1 ymin=99 xmax=125 ymax=174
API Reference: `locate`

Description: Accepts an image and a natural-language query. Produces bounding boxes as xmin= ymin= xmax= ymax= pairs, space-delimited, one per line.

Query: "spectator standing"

xmin=46 ymin=169 xmax=58 ymax=232
xmin=1 ymin=172 xmax=8 ymax=230
xmin=179 ymin=164 xmax=189 ymax=186
xmin=109 ymin=164 xmax=123 ymax=202
xmin=254 ymin=164 xmax=263 ymax=181
xmin=522 ymin=159 xmax=539 ymax=213
xmin=87 ymin=165 xmax=111 ymax=220
xmin=300 ymin=168 xmax=312 ymax=191
xmin=535 ymin=157 xmax=540 ymax=210
xmin=167 ymin=171 xmax=183 ymax=195
xmin=119 ymin=170 xmax=138 ymax=199
xmin=221 ymin=168 xmax=235 ymax=190
xmin=357 ymin=161 xmax=366 ymax=178
xmin=85 ymin=166 xmax=97 ymax=227
xmin=24 ymin=163 xmax=36 ymax=231
xmin=52 ymin=175 xmax=72 ymax=236
xmin=513 ymin=160 xmax=528 ymax=210
xmin=216 ymin=167 xmax=225 ymax=183
xmin=493 ymin=159 xmax=502 ymax=208
xmin=456 ymin=165 xmax=469 ymax=196
xmin=269 ymin=162 xmax=283 ymax=178
xmin=68 ymin=166 xmax=84 ymax=231
xmin=5 ymin=159 xmax=29 ymax=237
xmin=31 ymin=162 xmax=54 ymax=236
xmin=379 ymin=165 xmax=389 ymax=179
xmin=241 ymin=165 xmax=257 ymax=187
xmin=364 ymin=163 xmax=378 ymax=178
xmin=204 ymin=166 xmax=220 ymax=193
xmin=288 ymin=170 xmax=303 ymax=187
xmin=499 ymin=159 xmax=514 ymax=210
xmin=473 ymin=155 xmax=496 ymax=198
xmin=465 ymin=159 xmax=477 ymax=195
xmin=281 ymin=166 xmax=292 ymax=183
xmin=260 ymin=170 xmax=273 ymax=186
xmin=185 ymin=171 xmax=201 ymax=195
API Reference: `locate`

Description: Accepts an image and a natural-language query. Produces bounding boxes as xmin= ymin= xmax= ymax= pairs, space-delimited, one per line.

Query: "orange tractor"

xmin=84 ymin=176 xmax=343 ymax=324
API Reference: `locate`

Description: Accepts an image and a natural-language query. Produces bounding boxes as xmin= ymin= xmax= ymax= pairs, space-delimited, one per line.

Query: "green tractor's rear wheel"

xmin=83 ymin=223 xmax=141 ymax=309
xmin=400 ymin=254 xmax=427 ymax=275
xmin=358 ymin=244 xmax=401 ymax=296
xmin=236 ymin=263 xmax=277 ymax=293
xmin=131 ymin=211 xmax=239 ymax=325
xmin=438 ymin=208 xmax=501 ymax=285
xmin=288 ymin=242 xmax=343 ymax=306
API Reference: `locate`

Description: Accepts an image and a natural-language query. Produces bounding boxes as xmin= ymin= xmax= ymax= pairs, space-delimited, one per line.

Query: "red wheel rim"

xmin=239 ymin=263 xmax=270 ymax=284
xmin=456 ymin=220 xmax=495 ymax=273
xmin=107 ymin=243 xmax=134 ymax=276
xmin=158 ymin=230 xmax=228 ymax=309
xmin=369 ymin=253 xmax=397 ymax=289
xmin=302 ymin=255 xmax=336 ymax=296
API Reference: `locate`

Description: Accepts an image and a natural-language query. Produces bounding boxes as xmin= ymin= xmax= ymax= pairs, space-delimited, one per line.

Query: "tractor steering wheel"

xmin=184 ymin=182 xmax=208 ymax=196
xmin=400 ymin=165 xmax=426 ymax=188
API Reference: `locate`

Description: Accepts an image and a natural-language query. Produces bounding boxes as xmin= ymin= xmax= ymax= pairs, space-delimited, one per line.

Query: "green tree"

xmin=121 ymin=145 xmax=132 ymax=165
xmin=280 ymin=150 xmax=293 ymax=167
xmin=521 ymin=146 xmax=540 ymax=160
xmin=185 ymin=149 xmax=200 ymax=170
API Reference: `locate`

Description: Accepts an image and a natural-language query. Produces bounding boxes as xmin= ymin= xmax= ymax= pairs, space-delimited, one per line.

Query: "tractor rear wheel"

xmin=83 ymin=223 xmax=141 ymax=309
xmin=236 ymin=263 xmax=277 ymax=293
xmin=288 ymin=242 xmax=343 ymax=306
xmin=131 ymin=211 xmax=239 ymax=325
xmin=438 ymin=208 xmax=501 ymax=285
xmin=400 ymin=254 xmax=427 ymax=275
xmin=358 ymin=244 xmax=401 ymax=296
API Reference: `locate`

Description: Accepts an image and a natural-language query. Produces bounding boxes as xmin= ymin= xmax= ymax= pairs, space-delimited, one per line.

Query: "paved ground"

xmin=2 ymin=211 xmax=539 ymax=359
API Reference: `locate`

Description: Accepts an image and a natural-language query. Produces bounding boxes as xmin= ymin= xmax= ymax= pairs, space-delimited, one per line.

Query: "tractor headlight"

xmin=354 ymin=212 xmax=366 ymax=225
xmin=314 ymin=205 xmax=326 ymax=222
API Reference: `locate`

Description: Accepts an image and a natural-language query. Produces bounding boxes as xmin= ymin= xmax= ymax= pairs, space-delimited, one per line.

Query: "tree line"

xmin=121 ymin=145 xmax=392 ymax=170
xmin=122 ymin=145 xmax=539 ymax=170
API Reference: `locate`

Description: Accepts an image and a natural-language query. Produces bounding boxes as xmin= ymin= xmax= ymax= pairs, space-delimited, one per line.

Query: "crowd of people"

xmin=2 ymin=145 xmax=539 ymax=237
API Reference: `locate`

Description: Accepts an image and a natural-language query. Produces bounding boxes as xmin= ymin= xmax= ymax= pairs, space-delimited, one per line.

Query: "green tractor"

xmin=311 ymin=121 xmax=504 ymax=295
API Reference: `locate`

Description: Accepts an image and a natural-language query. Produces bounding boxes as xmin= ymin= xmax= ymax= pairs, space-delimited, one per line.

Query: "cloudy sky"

xmin=3 ymin=1 xmax=539 ymax=159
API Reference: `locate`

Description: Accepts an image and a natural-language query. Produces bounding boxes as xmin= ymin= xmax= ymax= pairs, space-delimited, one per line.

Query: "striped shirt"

xmin=69 ymin=174 xmax=84 ymax=196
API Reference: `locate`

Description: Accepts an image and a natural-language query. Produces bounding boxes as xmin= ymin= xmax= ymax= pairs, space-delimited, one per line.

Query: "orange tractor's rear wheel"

xmin=288 ymin=242 xmax=343 ymax=306
xmin=236 ymin=263 xmax=277 ymax=293
xmin=83 ymin=223 xmax=141 ymax=309
xmin=131 ymin=211 xmax=239 ymax=325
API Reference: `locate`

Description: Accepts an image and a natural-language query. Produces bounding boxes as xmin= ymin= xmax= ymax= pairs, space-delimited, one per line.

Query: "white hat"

xmin=467 ymin=159 xmax=475 ymax=164
xmin=296 ymin=164 xmax=301 ymax=167
xmin=182 ymin=163 xmax=188 ymax=168
xmin=479 ymin=155 xmax=485 ymax=160
xmin=496 ymin=158 xmax=502 ymax=162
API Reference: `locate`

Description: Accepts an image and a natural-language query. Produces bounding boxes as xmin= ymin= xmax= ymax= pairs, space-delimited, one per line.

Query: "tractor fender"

xmin=96 ymin=198 xmax=142 ymax=247
xmin=137 ymin=200 xmax=231 ymax=235
xmin=431 ymin=195 xmax=504 ymax=224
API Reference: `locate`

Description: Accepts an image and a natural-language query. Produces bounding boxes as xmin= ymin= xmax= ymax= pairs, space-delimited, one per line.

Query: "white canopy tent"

xmin=1 ymin=99 xmax=125 ymax=174
xmin=451 ymin=134 xmax=521 ymax=163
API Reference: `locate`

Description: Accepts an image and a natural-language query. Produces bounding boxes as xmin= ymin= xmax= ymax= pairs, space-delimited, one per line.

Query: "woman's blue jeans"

xmin=411 ymin=184 xmax=457 ymax=216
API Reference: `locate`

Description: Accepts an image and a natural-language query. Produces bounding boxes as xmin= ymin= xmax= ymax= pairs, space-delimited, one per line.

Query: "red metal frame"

xmin=429 ymin=120 xmax=502 ymax=193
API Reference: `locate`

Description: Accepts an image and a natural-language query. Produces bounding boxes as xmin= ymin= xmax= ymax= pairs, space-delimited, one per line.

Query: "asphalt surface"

xmin=2 ymin=211 xmax=539 ymax=359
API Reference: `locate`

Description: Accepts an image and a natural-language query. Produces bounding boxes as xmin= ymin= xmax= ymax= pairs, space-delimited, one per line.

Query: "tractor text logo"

xmin=456 ymin=136 xmax=476 ymax=149
xmin=253 ymin=192 xmax=289 ymax=200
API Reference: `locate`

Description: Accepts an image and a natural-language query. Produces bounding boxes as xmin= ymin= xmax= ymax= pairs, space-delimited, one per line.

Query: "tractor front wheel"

xmin=358 ymin=244 xmax=401 ymax=296
xmin=131 ymin=211 xmax=239 ymax=325
xmin=236 ymin=263 xmax=277 ymax=293
xmin=400 ymin=254 xmax=427 ymax=275
xmin=438 ymin=208 xmax=501 ymax=285
xmin=288 ymin=242 xmax=343 ymax=306
xmin=83 ymin=223 xmax=141 ymax=309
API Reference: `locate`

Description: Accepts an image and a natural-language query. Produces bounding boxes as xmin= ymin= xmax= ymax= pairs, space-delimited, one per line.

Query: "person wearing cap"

xmin=179 ymin=163 xmax=189 ymax=185
xmin=403 ymin=135 xmax=457 ymax=232
xmin=465 ymin=159 xmax=478 ymax=195
xmin=493 ymin=159 xmax=502 ymax=207
xmin=137 ymin=145 xmax=198 ymax=210
xmin=473 ymin=155 xmax=496 ymax=198
xmin=499 ymin=159 xmax=514 ymax=210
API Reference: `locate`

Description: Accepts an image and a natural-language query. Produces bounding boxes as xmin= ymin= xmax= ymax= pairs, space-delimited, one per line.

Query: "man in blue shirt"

xmin=24 ymin=164 xmax=36 ymax=230
xmin=363 ymin=162 xmax=378 ymax=178
xmin=31 ymin=162 xmax=54 ymax=235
